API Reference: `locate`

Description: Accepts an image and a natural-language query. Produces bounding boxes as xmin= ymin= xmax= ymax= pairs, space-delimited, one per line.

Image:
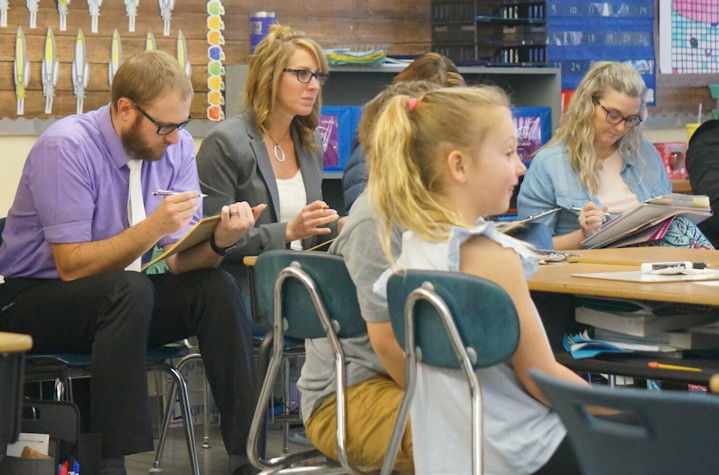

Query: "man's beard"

xmin=121 ymin=117 xmax=167 ymax=161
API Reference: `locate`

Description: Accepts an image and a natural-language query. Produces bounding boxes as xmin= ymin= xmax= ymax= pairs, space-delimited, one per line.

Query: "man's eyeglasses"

xmin=596 ymin=101 xmax=642 ymax=129
xmin=283 ymin=68 xmax=329 ymax=86
xmin=134 ymin=103 xmax=192 ymax=136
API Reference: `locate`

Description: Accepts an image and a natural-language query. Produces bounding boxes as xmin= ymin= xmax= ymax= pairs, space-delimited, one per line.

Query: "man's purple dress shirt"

xmin=0 ymin=104 xmax=202 ymax=278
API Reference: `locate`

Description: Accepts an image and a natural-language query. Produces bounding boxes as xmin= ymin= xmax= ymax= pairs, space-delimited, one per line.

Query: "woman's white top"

xmin=276 ymin=170 xmax=307 ymax=250
xmin=374 ymin=220 xmax=565 ymax=475
xmin=595 ymin=150 xmax=640 ymax=214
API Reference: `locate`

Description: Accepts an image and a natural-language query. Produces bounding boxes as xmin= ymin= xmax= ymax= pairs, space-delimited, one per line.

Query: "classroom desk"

xmin=0 ymin=331 xmax=32 ymax=452
xmin=671 ymin=179 xmax=692 ymax=194
xmin=530 ymin=248 xmax=719 ymax=305
xmin=529 ymin=248 xmax=719 ymax=385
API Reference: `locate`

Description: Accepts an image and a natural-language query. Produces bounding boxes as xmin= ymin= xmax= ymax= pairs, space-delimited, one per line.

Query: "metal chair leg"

xmin=282 ymin=355 xmax=290 ymax=454
xmin=151 ymin=377 xmax=178 ymax=472
xmin=201 ymin=374 xmax=210 ymax=449
xmin=167 ymin=365 xmax=200 ymax=475
xmin=151 ymin=364 xmax=200 ymax=475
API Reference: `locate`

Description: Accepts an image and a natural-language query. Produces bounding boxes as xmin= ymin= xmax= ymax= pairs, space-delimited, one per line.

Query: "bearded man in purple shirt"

xmin=0 ymin=51 xmax=264 ymax=475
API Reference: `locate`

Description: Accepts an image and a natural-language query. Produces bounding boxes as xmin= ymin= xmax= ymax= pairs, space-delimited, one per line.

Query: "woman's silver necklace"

xmin=269 ymin=130 xmax=290 ymax=162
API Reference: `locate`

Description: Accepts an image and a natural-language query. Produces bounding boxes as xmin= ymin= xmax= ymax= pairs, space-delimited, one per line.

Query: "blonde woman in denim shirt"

xmin=518 ymin=61 xmax=710 ymax=250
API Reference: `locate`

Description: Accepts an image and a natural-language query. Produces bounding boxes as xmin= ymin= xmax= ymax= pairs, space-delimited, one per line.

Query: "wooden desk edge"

xmin=0 ymin=331 xmax=33 ymax=352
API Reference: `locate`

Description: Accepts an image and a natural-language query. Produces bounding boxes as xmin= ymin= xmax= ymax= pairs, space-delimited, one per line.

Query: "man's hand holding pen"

xmin=148 ymin=190 xmax=200 ymax=236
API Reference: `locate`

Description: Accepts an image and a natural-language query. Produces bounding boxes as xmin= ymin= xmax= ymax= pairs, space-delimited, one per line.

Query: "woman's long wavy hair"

xmin=366 ymin=86 xmax=510 ymax=265
xmin=547 ymin=61 xmax=648 ymax=193
xmin=243 ymin=24 xmax=328 ymax=153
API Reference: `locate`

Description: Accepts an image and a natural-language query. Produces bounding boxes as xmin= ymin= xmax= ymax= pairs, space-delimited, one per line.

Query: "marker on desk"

xmin=153 ymin=189 xmax=207 ymax=198
xmin=648 ymin=361 xmax=702 ymax=372
xmin=640 ymin=261 xmax=707 ymax=274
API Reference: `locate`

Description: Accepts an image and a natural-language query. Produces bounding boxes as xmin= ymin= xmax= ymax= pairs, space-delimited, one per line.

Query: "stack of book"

xmin=567 ymin=297 xmax=719 ymax=358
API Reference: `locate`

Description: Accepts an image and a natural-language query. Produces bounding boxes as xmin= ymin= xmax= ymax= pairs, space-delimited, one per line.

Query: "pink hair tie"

xmin=407 ymin=97 xmax=418 ymax=112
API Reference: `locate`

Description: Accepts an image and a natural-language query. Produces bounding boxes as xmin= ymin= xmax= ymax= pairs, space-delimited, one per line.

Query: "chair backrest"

xmin=254 ymin=250 xmax=365 ymax=339
xmin=387 ymin=270 xmax=520 ymax=369
xmin=531 ymin=369 xmax=719 ymax=475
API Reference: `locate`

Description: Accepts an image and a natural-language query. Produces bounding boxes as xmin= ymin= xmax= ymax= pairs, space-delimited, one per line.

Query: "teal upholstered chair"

xmin=531 ymin=369 xmax=719 ymax=475
xmin=381 ymin=270 xmax=520 ymax=475
xmin=247 ymin=250 xmax=366 ymax=474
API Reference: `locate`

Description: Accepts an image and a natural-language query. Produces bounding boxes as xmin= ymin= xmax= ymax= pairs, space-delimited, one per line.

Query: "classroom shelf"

xmin=225 ymin=62 xmax=560 ymax=214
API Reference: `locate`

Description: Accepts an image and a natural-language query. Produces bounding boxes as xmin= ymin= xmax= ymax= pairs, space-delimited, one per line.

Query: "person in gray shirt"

xmin=297 ymin=81 xmax=442 ymax=473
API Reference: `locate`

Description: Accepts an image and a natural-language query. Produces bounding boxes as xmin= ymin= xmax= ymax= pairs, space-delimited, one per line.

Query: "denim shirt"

xmin=517 ymin=139 xmax=671 ymax=236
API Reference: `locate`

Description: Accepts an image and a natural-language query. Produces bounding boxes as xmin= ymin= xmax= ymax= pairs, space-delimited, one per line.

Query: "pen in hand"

xmin=569 ymin=207 xmax=614 ymax=219
xmin=153 ymin=189 xmax=207 ymax=198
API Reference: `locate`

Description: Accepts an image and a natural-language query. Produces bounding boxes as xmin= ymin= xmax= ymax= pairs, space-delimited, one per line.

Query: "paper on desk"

xmin=695 ymin=280 xmax=719 ymax=287
xmin=572 ymin=270 xmax=719 ymax=283
xmin=6 ymin=432 xmax=49 ymax=456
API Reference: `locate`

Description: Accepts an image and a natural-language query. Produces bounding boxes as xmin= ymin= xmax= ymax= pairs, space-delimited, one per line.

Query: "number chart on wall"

xmin=546 ymin=0 xmax=655 ymax=103
xmin=659 ymin=0 xmax=719 ymax=74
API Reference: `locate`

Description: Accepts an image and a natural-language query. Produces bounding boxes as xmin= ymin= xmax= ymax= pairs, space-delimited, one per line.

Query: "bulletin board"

xmin=659 ymin=0 xmax=719 ymax=74
xmin=546 ymin=0 xmax=656 ymax=103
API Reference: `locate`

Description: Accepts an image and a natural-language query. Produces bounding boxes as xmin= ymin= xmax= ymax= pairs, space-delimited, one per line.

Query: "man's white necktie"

xmin=126 ymin=159 xmax=146 ymax=271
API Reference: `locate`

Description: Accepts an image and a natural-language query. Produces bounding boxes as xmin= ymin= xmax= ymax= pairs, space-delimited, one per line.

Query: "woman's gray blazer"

xmin=197 ymin=110 xmax=329 ymax=291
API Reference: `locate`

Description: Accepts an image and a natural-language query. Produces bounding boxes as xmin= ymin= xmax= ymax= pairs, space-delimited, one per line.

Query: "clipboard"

xmin=497 ymin=207 xmax=560 ymax=234
xmin=141 ymin=215 xmax=220 ymax=271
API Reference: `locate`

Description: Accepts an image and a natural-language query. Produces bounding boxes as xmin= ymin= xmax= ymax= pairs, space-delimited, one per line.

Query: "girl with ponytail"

xmin=370 ymin=86 xmax=587 ymax=474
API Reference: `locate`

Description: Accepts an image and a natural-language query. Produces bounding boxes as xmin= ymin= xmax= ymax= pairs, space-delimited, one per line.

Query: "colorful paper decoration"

xmin=0 ymin=0 xmax=8 ymax=28
xmin=159 ymin=0 xmax=174 ymax=36
xmin=14 ymin=27 xmax=29 ymax=115
xmin=177 ymin=30 xmax=191 ymax=78
xmin=124 ymin=0 xmax=139 ymax=32
xmin=58 ymin=0 xmax=71 ymax=31
xmin=145 ymin=31 xmax=156 ymax=51
xmin=206 ymin=0 xmax=225 ymax=121
xmin=87 ymin=0 xmax=102 ymax=34
xmin=109 ymin=29 xmax=123 ymax=86
xmin=42 ymin=27 xmax=59 ymax=114
xmin=26 ymin=0 xmax=39 ymax=28
xmin=72 ymin=28 xmax=89 ymax=114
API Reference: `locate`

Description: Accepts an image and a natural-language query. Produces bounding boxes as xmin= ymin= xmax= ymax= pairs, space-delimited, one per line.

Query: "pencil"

xmin=153 ymin=189 xmax=208 ymax=198
xmin=565 ymin=256 xmax=642 ymax=266
xmin=569 ymin=207 xmax=614 ymax=218
xmin=647 ymin=361 xmax=702 ymax=372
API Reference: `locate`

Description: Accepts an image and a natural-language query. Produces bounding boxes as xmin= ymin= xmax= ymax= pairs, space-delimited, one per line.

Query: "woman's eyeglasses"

xmin=596 ymin=101 xmax=642 ymax=129
xmin=134 ymin=103 xmax=192 ymax=136
xmin=283 ymin=68 xmax=329 ymax=86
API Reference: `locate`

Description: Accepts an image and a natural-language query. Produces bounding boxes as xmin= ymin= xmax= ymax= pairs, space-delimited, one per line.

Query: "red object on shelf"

xmin=653 ymin=141 xmax=689 ymax=179
xmin=561 ymin=89 xmax=575 ymax=114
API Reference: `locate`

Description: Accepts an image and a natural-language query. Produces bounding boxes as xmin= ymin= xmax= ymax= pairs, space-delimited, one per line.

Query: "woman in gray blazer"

xmin=197 ymin=24 xmax=339 ymax=292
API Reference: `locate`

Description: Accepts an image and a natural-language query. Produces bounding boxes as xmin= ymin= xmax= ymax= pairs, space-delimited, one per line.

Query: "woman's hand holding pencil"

xmin=573 ymin=202 xmax=610 ymax=237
